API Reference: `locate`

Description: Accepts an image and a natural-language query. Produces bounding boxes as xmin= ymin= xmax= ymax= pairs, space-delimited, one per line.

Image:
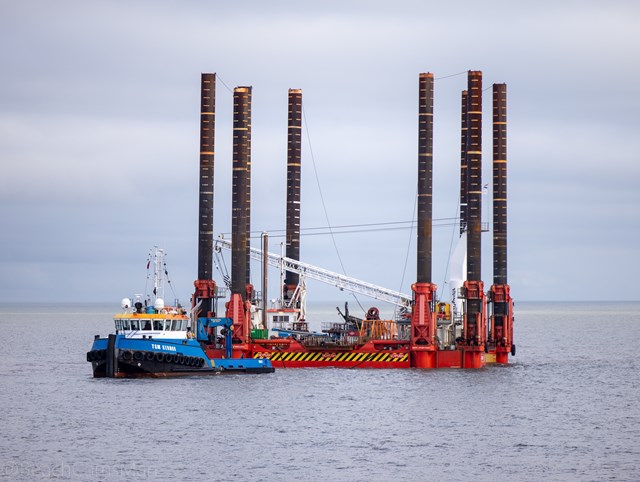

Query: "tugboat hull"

xmin=87 ymin=335 xmax=274 ymax=378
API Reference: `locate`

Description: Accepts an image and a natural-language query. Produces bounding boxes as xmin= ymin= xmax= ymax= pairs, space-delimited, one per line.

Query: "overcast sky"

xmin=1 ymin=1 xmax=638 ymax=306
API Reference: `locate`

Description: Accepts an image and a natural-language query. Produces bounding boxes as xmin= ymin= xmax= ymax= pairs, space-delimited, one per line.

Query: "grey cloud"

xmin=0 ymin=0 xmax=638 ymax=302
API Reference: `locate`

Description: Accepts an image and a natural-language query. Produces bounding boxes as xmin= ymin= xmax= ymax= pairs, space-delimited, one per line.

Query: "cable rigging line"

xmin=302 ymin=103 xmax=348 ymax=275
xmin=216 ymin=74 xmax=234 ymax=94
xmin=394 ymin=188 xmax=418 ymax=319
xmin=442 ymin=195 xmax=462 ymax=295
xmin=163 ymin=261 xmax=179 ymax=303
xmin=218 ymin=217 xmax=461 ymax=239
xmin=302 ymin=102 xmax=366 ymax=313
xmin=435 ymin=70 xmax=467 ymax=81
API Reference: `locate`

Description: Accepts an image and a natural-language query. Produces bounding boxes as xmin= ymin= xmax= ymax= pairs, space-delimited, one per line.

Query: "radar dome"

xmin=154 ymin=298 xmax=165 ymax=311
xmin=121 ymin=298 xmax=131 ymax=309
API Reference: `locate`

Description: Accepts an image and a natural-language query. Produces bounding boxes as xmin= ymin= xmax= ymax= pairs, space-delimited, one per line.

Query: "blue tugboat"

xmin=87 ymin=247 xmax=274 ymax=378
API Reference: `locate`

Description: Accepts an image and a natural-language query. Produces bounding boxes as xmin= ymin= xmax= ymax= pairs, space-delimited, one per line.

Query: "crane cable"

xmin=442 ymin=196 xmax=462 ymax=296
xmin=218 ymin=218 xmax=461 ymax=240
xmin=302 ymin=103 xmax=366 ymax=314
xmin=394 ymin=189 xmax=417 ymax=319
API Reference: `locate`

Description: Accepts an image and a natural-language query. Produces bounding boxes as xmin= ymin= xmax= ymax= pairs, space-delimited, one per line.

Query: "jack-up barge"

xmin=184 ymin=71 xmax=514 ymax=369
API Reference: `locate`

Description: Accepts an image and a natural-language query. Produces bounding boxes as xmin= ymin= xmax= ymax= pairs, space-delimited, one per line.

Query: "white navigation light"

xmin=154 ymin=298 xmax=165 ymax=311
xmin=121 ymin=298 xmax=131 ymax=309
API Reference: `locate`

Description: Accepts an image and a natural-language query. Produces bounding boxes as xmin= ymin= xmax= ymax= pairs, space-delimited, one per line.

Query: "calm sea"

xmin=0 ymin=301 xmax=639 ymax=481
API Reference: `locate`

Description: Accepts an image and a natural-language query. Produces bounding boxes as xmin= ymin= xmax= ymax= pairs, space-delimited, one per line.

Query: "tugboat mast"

xmin=150 ymin=246 xmax=166 ymax=303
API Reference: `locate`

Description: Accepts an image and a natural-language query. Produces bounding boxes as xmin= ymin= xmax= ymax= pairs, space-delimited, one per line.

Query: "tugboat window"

xmin=153 ymin=319 xmax=164 ymax=331
xmin=123 ymin=320 xmax=130 ymax=330
xmin=171 ymin=319 xmax=180 ymax=331
xmin=130 ymin=320 xmax=140 ymax=330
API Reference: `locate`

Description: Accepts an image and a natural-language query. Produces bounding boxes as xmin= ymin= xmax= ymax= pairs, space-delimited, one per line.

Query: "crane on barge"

xmin=214 ymin=236 xmax=412 ymax=310
xmin=213 ymin=236 xmax=472 ymax=351
xmin=214 ymin=235 xmax=417 ymax=342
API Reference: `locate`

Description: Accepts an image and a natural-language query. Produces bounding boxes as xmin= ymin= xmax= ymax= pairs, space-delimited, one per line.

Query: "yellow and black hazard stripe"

xmin=254 ymin=351 xmax=408 ymax=363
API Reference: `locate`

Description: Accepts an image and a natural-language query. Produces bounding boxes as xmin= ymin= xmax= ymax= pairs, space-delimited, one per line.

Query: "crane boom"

xmin=214 ymin=237 xmax=411 ymax=309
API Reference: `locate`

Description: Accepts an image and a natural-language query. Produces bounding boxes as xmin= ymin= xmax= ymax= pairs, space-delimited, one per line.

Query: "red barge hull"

xmin=204 ymin=339 xmax=491 ymax=369
xmin=250 ymin=346 xmax=487 ymax=369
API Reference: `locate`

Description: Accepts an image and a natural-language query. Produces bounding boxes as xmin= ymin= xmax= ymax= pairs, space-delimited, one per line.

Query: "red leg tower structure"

xmin=488 ymin=83 xmax=514 ymax=363
xmin=193 ymin=73 xmax=218 ymax=318
xmin=458 ymin=71 xmax=486 ymax=368
xmin=410 ymin=73 xmax=437 ymax=368
xmin=226 ymin=86 xmax=253 ymax=357
xmin=284 ymin=89 xmax=303 ymax=305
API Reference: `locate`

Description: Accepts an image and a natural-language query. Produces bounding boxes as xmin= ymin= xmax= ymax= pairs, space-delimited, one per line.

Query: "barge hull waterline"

xmin=249 ymin=345 xmax=487 ymax=369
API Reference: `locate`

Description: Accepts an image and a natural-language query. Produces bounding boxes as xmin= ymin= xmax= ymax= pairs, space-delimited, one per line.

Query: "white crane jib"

xmin=214 ymin=237 xmax=412 ymax=310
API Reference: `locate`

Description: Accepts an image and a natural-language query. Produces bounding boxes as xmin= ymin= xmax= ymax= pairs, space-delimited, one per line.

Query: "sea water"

xmin=0 ymin=301 xmax=639 ymax=481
